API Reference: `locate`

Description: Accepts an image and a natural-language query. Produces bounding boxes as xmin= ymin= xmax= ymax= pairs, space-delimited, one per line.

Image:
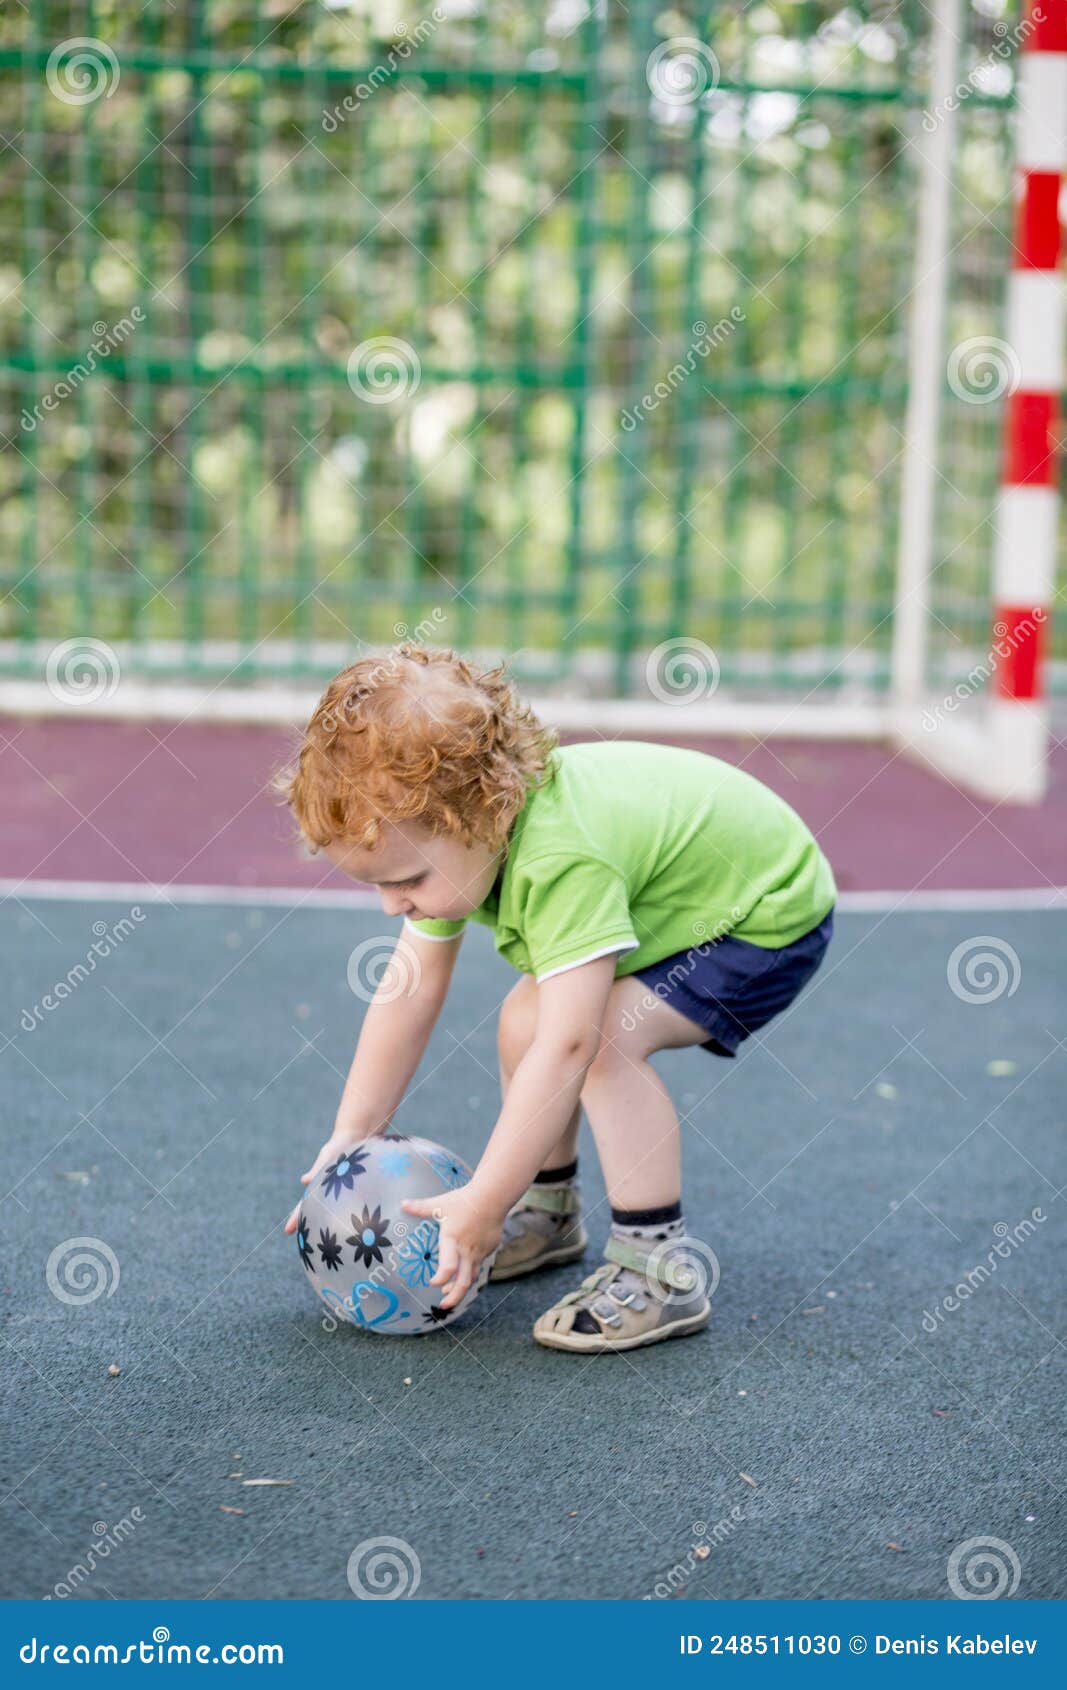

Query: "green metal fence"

xmin=0 ymin=2 xmax=1054 ymax=694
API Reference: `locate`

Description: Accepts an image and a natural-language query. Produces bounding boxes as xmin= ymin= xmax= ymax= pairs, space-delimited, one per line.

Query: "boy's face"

xmin=323 ymin=822 xmax=501 ymax=922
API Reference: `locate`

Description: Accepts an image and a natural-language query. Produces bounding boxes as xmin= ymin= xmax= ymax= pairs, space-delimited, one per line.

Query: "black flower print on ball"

xmin=421 ymin=1304 xmax=450 ymax=1327
xmin=346 ymin=1205 xmax=393 ymax=1269
xmin=321 ymin=1146 xmax=369 ymax=1201
xmin=296 ymin=1216 xmax=315 ymax=1272
xmin=318 ymin=1228 xmax=343 ymax=1272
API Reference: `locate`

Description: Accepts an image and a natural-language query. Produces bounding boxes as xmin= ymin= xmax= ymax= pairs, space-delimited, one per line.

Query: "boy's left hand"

xmin=400 ymin=1187 xmax=505 ymax=1311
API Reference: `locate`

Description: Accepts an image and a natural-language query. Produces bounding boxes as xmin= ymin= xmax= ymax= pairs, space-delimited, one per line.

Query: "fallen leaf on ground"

xmin=740 ymin=1473 xmax=757 ymax=1488
xmin=241 ymin=1479 xmax=293 ymax=1487
xmin=57 ymin=1170 xmax=90 ymax=1183
xmin=107 ymin=1364 xmax=121 ymax=1377
xmin=932 ymin=1409 xmax=952 ymax=1418
xmin=887 ymin=1542 xmax=903 ymax=1552
xmin=219 ymin=1506 xmax=245 ymax=1516
xmin=694 ymin=1545 xmax=710 ymax=1560
xmin=802 ymin=1306 xmax=826 ymax=1314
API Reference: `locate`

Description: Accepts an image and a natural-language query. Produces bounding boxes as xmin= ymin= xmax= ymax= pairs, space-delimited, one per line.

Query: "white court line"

xmin=1 ymin=879 xmax=1065 ymax=913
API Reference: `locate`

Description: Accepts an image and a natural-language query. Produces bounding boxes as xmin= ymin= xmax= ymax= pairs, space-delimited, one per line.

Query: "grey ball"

xmin=296 ymin=1133 xmax=492 ymax=1335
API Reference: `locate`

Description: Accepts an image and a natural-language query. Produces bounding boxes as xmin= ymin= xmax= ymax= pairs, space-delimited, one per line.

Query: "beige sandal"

xmin=532 ymin=1235 xmax=711 ymax=1353
xmin=488 ymin=1182 xmax=588 ymax=1282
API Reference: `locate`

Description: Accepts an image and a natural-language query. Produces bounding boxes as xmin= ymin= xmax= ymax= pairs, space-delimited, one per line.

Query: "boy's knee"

xmin=498 ymin=976 xmax=538 ymax=1073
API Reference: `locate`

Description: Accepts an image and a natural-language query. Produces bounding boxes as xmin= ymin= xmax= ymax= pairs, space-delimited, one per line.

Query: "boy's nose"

xmin=380 ymin=890 xmax=412 ymax=918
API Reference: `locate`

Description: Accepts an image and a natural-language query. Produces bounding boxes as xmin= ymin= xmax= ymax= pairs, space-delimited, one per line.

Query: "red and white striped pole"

xmin=990 ymin=0 xmax=1065 ymax=800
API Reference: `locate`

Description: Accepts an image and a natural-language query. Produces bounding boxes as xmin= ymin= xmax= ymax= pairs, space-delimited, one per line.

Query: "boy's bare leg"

xmin=578 ymin=976 xmax=711 ymax=1211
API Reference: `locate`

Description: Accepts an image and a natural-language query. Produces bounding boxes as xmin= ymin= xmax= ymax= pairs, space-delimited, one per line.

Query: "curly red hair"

xmin=278 ymin=644 xmax=557 ymax=851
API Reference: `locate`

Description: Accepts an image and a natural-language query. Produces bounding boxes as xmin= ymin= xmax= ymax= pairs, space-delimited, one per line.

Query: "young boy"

xmin=281 ymin=644 xmax=835 ymax=1353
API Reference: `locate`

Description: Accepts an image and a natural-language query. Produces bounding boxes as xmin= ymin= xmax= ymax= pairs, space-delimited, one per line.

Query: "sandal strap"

xmin=604 ymin=1234 xmax=700 ymax=1293
xmin=515 ymin=1183 xmax=580 ymax=1217
xmin=555 ymin=1264 xmax=615 ymax=1307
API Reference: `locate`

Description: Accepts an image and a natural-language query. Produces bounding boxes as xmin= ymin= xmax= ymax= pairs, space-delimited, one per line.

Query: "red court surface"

xmin=2 ymin=714 xmax=1064 ymax=895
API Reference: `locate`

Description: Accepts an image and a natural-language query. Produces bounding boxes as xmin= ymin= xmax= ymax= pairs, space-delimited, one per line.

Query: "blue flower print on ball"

xmin=321 ymin=1146 xmax=368 ymax=1201
xmin=426 ymin=1149 xmax=468 ymax=1191
xmin=396 ymin=1221 xmax=439 ymax=1289
xmin=377 ymin=1140 xmax=413 ymax=1180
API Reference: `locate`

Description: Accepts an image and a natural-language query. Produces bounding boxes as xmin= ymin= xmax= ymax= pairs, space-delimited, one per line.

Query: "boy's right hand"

xmin=283 ymin=1132 xmax=364 ymax=1235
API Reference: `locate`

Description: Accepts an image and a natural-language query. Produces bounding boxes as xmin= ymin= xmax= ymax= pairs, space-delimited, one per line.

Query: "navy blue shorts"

xmin=632 ymin=907 xmax=835 ymax=1058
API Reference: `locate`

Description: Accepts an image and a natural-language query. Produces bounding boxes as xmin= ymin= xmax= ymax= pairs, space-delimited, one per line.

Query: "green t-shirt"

xmin=407 ymin=741 xmax=836 ymax=981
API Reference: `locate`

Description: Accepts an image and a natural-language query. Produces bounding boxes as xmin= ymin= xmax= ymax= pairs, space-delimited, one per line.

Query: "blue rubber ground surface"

xmin=2 ymin=899 xmax=1064 ymax=1600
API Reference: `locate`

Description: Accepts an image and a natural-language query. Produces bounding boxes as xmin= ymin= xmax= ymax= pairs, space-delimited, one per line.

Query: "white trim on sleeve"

xmin=402 ymin=918 xmax=465 ymax=942
xmin=534 ymin=938 xmax=639 ymax=984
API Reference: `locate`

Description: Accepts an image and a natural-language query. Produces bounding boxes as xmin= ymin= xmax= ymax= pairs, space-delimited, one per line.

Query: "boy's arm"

xmin=402 ymin=954 xmax=617 ymax=1305
xmin=469 ymin=955 xmax=615 ymax=1213
xmin=283 ymin=928 xmax=461 ymax=1233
